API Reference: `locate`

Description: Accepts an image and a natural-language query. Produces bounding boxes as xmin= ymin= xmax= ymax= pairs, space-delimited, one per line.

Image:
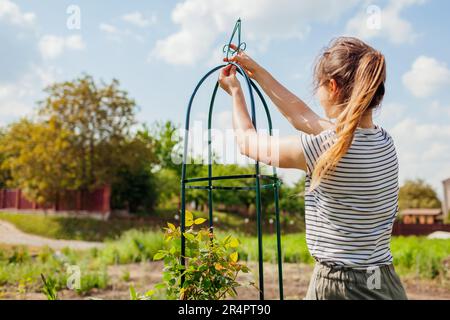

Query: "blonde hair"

xmin=310 ymin=37 xmax=386 ymax=191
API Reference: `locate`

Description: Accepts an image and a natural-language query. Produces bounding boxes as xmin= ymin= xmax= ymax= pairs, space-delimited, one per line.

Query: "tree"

xmin=278 ymin=177 xmax=305 ymax=216
xmin=38 ymin=74 xmax=138 ymax=190
xmin=0 ymin=75 xmax=157 ymax=210
xmin=154 ymin=168 xmax=180 ymax=209
xmin=398 ymin=179 xmax=441 ymax=210
xmin=111 ymin=166 xmax=157 ymax=213
xmin=0 ymin=128 xmax=12 ymax=188
xmin=109 ymin=127 xmax=158 ymax=213
xmin=0 ymin=119 xmax=78 ymax=204
xmin=148 ymin=121 xmax=182 ymax=174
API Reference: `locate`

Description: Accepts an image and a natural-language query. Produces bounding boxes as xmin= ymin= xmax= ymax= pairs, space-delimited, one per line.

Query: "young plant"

xmin=153 ymin=211 xmax=254 ymax=300
xmin=40 ymin=274 xmax=58 ymax=300
xmin=129 ymin=284 xmax=155 ymax=300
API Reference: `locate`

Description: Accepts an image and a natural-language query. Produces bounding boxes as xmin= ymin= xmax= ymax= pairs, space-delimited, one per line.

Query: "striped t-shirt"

xmin=300 ymin=124 xmax=399 ymax=269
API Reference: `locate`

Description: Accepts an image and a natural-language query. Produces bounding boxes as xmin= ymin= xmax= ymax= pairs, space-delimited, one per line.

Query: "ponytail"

xmin=310 ymin=50 xmax=386 ymax=191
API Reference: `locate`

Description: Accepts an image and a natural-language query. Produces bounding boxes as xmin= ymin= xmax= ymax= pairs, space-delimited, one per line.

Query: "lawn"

xmin=0 ymin=210 xmax=305 ymax=241
xmin=0 ymin=212 xmax=449 ymax=298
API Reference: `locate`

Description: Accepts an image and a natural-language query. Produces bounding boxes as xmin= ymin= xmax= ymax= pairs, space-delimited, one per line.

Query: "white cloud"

xmin=99 ymin=23 xmax=145 ymax=43
xmin=402 ymin=56 xmax=450 ymax=98
xmin=0 ymin=0 xmax=35 ymax=27
xmin=38 ymin=34 xmax=86 ymax=59
xmin=152 ymin=0 xmax=362 ymax=66
xmin=429 ymin=100 xmax=450 ymax=119
xmin=374 ymin=102 xmax=407 ymax=127
xmin=390 ymin=117 xmax=450 ymax=198
xmin=65 ymin=35 xmax=85 ymax=50
xmin=39 ymin=35 xmax=65 ymax=59
xmin=346 ymin=0 xmax=426 ymax=44
xmin=122 ymin=11 xmax=157 ymax=28
xmin=99 ymin=23 xmax=118 ymax=34
xmin=0 ymin=65 xmax=61 ymax=120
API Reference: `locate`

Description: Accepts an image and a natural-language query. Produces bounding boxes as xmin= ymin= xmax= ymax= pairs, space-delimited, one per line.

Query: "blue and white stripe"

xmin=300 ymin=125 xmax=399 ymax=269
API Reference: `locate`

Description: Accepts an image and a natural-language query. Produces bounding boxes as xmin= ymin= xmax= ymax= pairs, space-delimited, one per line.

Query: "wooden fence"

xmin=392 ymin=221 xmax=450 ymax=236
xmin=0 ymin=186 xmax=111 ymax=217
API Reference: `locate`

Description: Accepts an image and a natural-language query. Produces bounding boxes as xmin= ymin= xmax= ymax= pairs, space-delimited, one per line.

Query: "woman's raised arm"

xmin=218 ymin=64 xmax=307 ymax=170
xmin=224 ymin=45 xmax=333 ymax=135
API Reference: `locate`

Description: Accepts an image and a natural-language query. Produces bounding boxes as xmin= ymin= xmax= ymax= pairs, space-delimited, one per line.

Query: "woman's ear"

xmin=329 ymin=79 xmax=338 ymax=99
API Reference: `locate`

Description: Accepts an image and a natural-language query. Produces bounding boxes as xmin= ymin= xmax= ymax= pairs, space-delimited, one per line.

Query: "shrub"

xmin=153 ymin=211 xmax=255 ymax=300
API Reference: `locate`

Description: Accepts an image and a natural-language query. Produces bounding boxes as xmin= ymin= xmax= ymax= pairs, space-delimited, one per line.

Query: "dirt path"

xmin=0 ymin=221 xmax=104 ymax=250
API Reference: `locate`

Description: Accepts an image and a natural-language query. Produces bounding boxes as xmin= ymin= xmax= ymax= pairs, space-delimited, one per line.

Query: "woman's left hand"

xmin=218 ymin=64 xmax=241 ymax=96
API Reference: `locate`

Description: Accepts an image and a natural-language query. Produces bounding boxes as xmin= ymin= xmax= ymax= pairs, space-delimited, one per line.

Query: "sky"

xmin=1 ymin=0 xmax=450 ymax=199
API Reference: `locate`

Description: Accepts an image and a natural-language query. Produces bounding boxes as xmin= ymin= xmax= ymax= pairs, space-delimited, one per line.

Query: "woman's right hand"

xmin=223 ymin=44 xmax=264 ymax=80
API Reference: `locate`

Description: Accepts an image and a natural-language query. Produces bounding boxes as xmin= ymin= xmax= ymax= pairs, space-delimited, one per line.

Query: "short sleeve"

xmin=300 ymin=130 xmax=334 ymax=175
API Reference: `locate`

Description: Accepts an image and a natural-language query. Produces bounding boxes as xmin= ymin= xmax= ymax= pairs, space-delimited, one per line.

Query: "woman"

xmin=218 ymin=37 xmax=407 ymax=300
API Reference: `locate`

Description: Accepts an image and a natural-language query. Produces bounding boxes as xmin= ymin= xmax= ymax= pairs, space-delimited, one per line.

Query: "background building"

xmin=443 ymin=178 xmax=450 ymax=221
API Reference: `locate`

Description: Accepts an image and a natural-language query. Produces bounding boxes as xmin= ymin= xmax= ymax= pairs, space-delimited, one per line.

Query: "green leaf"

xmin=222 ymin=235 xmax=231 ymax=245
xmin=183 ymin=210 xmax=194 ymax=226
xmin=129 ymin=285 xmax=137 ymax=300
xmin=186 ymin=220 xmax=194 ymax=227
xmin=183 ymin=232 xmax=195 ymax=241
xmin=154 ymin=283 xmax=166 ymax=290
xmin=230 ymin=252 xmax=238 ymax=263
xmin=167 ymin=222 xmax=176 ymax=230
xmin=194 ymin=218 xmax=207 ymax=225
xmin=163 ymin=272 xmax=172 ymax=282
xmin=153 ymin=251 xmax=166 ymax=260
xmin=145 ymin=290 xmax=155 ymax=297
xmin=229 ymin=237 xmax=239 ymax=248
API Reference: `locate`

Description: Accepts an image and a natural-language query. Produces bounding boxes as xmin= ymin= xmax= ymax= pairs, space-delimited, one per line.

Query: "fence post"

xmin=54 ymin=193 xmax=59 ymax=212
xmin=76 ymin=190 xmax=82 ymax=211
xmin=0 ymin=189 xmax=5 ymax=209
xmin=103 ymin=185 xmax=111 ymax=214
xmin=15 ymin=189 xmax=21 ymax=210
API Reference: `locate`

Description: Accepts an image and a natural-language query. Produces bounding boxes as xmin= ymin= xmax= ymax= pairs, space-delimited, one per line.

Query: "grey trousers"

xmin=305 ymin=262 xmax=408 ymax=300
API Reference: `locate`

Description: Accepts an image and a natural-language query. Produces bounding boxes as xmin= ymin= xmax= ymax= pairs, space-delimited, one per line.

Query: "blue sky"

xmin=1 ymin=0 xmax=450 ymax=199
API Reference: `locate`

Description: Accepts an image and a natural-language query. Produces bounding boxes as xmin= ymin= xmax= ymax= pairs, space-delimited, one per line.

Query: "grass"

xmin=391 ymin=236 xmax=450 ymax=278
xmin=0 ymin=211 xmax=163 ymax=242
xmin=94 ymin=229 xmax=450 ymax=280
xmin=100 ymin=230 xmax=168 ymax=264
xmin=0 ymin=211 xmax=305 ymax=242
xmin=0 ymin=245 xmax=108 ymax=296
xmin=0 ymin=213 xmax=449 ymax=297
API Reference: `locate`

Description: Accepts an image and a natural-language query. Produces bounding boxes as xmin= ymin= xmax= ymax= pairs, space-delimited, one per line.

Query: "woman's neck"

xmin=358 ymin=111 xmax=375 ymax=129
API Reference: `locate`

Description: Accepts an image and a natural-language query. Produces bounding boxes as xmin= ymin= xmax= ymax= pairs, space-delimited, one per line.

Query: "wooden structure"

xmin=443 ymin=177 xmax=450 ymax=220
xmin=0 ymin=186 xmax=111 ymax=218
xmin=399 ymin=208 xmax=442 ymax=225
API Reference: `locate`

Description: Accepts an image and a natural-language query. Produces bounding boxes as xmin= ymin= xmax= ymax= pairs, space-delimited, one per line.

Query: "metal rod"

xmin=180 ymin=31 xmax=284 ymax=299
xmin=185 ymin=182 xmax=280 ymax=191
xmin=273 ymin=180 xmax=284 ymax=300
xmin=184 ymin=174 xmax=279 ymax=184
xmin=249 ymin=77 xmax=284 ymax=300
xmin=180 ymin=65 xmax=224 ymax=288
xmin=207 ymin=82 xmax=219 ymax=233
xmin=230 ymin=61 xmax=265 ymax=300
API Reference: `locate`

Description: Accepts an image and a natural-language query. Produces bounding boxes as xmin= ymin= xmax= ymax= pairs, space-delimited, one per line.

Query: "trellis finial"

xmin=222 ymin=18 xmax=247 ymax=60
